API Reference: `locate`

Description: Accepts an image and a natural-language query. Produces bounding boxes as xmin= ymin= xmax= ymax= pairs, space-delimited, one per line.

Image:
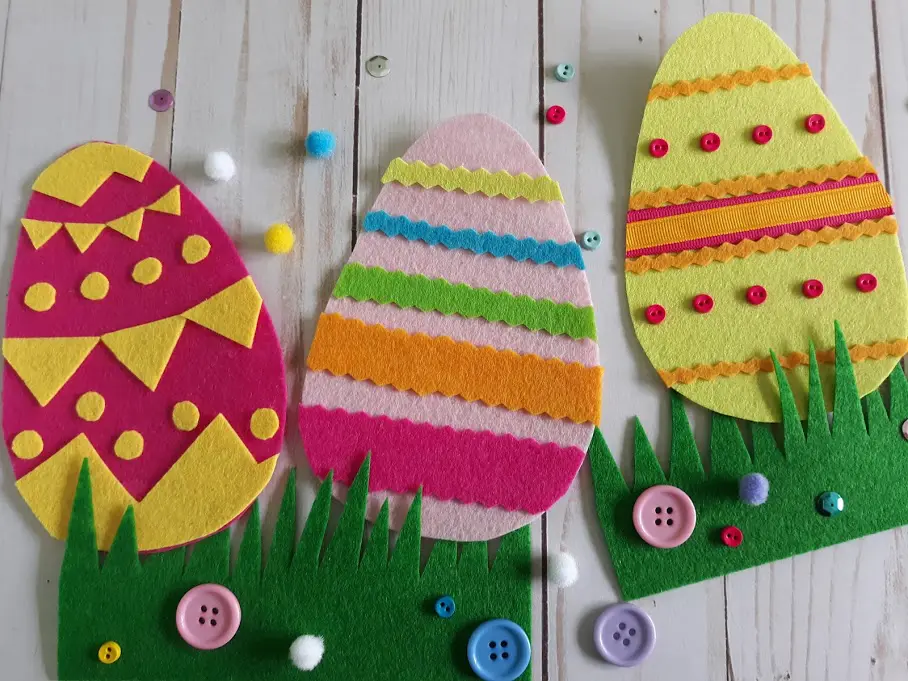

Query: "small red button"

xmin=645 ymin=304 xmax=666 ymax=324
xmin=721 ymin=526 xmax=743 ymax=548
xmin=692 ymin=294 xmax=714 ymax=313
xmin=856 ymin=273 xmax=878 ymax=292
xmin=546 ymin=105 xmax=566 ymax=125
xmin=802 ymin=279 xmax=824 ymax=298
xmin=805 ymin=114 xmax=826 ymax=133
xmin=752 ymin=125 xmax=773 ymax=144
xmin=649 ymin=138 xmax=669 ymax=158
xmin=700 ymin=132 xmax=721 ymax=152
xmin=746 ymin=285 xmax=767 ymax=305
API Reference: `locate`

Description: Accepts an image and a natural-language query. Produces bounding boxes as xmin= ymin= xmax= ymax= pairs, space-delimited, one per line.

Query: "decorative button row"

xmin=648 ymin=115 xmax=826 ymax=157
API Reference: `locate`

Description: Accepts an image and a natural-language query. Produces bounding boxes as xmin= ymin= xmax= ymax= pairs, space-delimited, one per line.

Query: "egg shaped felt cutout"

xmin=625 ymin=13 xmax=908 ymax=422
xmin=300 ymin=114 xmax=601 ymax=540
xmin=3 ymin=143 xmax=285 ymax=551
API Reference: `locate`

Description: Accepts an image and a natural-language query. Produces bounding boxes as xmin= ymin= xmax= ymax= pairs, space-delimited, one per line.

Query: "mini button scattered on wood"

xmin=648 ymin=138 xmax=669 ymax=158
xmin=546 ymin=105 xmax=566 ymax=125
xmin=581 ymin=231 xmax=601 ymax=250
xmin=554 ymin=63 xmax=575 ymax=82
xmin=148 ymin=89 xmax=174 ymax=113
xmin=365 ymin=55 xmax=390 ymax=78
xmin=699 ymin=132 xmax=721 ymax=152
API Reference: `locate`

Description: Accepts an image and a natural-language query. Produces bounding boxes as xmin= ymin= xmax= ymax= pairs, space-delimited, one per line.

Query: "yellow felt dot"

xmin=131 ymin=257 xmax=162 ymax=285
xmin=172 ymin=401 xmax=200 ymax=431
xmin=98 ymin=641 xmax=121 ymax=664
xmin=114 ymin=431 xmax=144 ymax=460
xmin=76 ymin=391 xmax=105 ymax=422
xmin=250 ymin=408 xmax=280 ymax=440
xmin=80 ymin=272 xmax=109 ymax=301
xmin=182 ymin=235 xmax=211 ymax=264
xmin=11 ymin=430 xmax=43 ymax=460
xmin=264 ymin=223 xmax=294 ymax=254
xmin=24 ymin=282 xmax=56 ymax=312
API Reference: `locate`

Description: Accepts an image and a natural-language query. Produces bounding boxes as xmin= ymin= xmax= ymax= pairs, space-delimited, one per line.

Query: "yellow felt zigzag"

xmin=2 ymin=337 xmax=99 ymax=406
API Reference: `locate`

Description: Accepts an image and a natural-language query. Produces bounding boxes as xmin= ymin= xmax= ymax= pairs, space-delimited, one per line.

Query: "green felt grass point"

xmin=360 ymin=500 xmax=390 ymax=571
xmin=291 ymin=470 xmax=332 ymax=575
xmin=591 ymin=327 xmax=908 ymax=600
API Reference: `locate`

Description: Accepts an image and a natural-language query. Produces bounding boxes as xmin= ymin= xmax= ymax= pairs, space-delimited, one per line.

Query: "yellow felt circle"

xmin=182 ymin=235 xmax=211 ymax=264
xmin=24 ymin=282 xmax=56 ymax=312
xmin=114 ymin=431 xmax=144 ymax=460
xmin=250 ymin=408 xmax=280 ymax=440
xmin=11 ymin=430 xmax=43 ymax=460
xmin=131 ymin=257 xmax=162 ymax=285
xmin=98 ymin=641 xmax=121 ymax=664
xmin=80 ymin=272 xmax=109 ymax=301
xmin=75 ymin=391 xmax=105 ymax=422
xmin=172 ymin=401 xmax=200 ymax=431
xmin=264 ymin=223 xmax=294 ymax=254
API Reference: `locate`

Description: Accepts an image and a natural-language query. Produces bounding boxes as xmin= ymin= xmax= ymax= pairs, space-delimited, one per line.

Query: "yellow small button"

xmin=98 ymin=641 xmax=121 ymax=664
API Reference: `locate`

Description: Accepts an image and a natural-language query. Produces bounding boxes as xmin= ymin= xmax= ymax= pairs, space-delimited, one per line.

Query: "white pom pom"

xmin=289 ymin=635 xmax=324 ymax=671
xmin=204 ymin=150 xmax=236 ymax=182
xmin=548 ymin=551 xmax=579 ymax=588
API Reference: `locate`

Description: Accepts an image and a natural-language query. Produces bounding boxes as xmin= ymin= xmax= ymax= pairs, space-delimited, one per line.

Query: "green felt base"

xmin=592 ymin=322 xmax=908 ymax=600
xmin=58 ymin=458 xmax=532 ymax=680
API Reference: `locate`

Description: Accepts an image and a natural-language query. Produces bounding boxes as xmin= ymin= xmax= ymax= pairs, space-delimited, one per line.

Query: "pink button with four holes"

xmin=176 ymin=584 xmax=241 ymax=650
xmin=632 ymin=485 xmax=697 ymax=549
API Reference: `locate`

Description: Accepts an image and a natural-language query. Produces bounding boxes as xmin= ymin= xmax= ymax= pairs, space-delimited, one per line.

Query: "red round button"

xmin=752 ymin=125 xmax=773 ymax=144
xmin=546 ymin=105 xmax=566 ymax=125
xmin=746 ymin=285 xmax=767 ymax=305
xmin=721 ymin=526 xmax=743 ymax=548
xmin=645 ymin=304 xmax=666 ymax=324
xmin=649 ymin=138 xmax=669 ymax=158
xmin=692 ymin=294 xmax=714 ymax=313
xmin=805 ymin=114 xmax=826 ymax=133
xmin=856 ymin=273 xmax=878 ymax=293
xmin=802 ymin=279 xmax=824 ymax=298
xmin=700 ymin=132 xmax=721 ymax=152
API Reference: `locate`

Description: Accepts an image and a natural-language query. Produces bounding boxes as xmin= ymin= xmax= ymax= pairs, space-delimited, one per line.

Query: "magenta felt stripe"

xmin=351 ymin=231 xmax=593 ymax=306
xmin=301 ymin=372 xmax=593 ymax=449
xmin=299 ymin=404 xmax=586 ymax=513
xmin=625 ymin=207 xmax=895 ymax=258
xmin=626 ymin=174 xmax=879 ymax=223
xmin=325 ymin=298 xmax=600 ymax=367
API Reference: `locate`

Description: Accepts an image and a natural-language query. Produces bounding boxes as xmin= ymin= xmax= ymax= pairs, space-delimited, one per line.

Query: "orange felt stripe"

xmin=658 ymin=339 xmax=908 ymax=387
xmin=625 ymin=217 xmax=898 ymax=274
xmin=307 ymin=313 xmax=602 ymax=425
xmin=626 ymin=180 xmax=891 ymax=252
xmin=647 ymin=63 xmax=811 ymax=101
xmin=628 ymin=158 xmax=876 ymax=210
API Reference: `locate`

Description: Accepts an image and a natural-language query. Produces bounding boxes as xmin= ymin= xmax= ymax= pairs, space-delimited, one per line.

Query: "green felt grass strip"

xmin=292 ymin=470 xmax=332 ymax=576
xmin=360 ymin=500 xmax=390 ymax=571
xmin=321 ymin=459 xmax=369 ymax=573
xmin=234 ymin=502 xmax=261 ymax=594
xmin=668 ymin=392 xmax=704 ymax=486
xmin=103 ymin=507 xmax=139 ymax=578
xmin=806 ymin=345 xmax=831 ymax=446
xmin=632 ymin=418 xmax=663 ymax=489
xmin=265 ymin=468 xmax=297 ymax=580
xmin=333 ymin=262 xmax=597 ymax=340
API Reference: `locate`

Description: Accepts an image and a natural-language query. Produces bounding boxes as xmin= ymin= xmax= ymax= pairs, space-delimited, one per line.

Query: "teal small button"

xmin=435 ymin=596 xmax=455 ymax=619
xmin=816 ymin=491 xmax=844 ymax=517
xmin=554 ymin=63 xmax=575 ymax=82
xmin=581 ymin=231 xmax=601 ymax=251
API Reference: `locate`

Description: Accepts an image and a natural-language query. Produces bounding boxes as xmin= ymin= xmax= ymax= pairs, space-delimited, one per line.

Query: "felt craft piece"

xmin=58 ymin=459 xmax=532 ymax=681
xmin=625 ymin=13 xmax=908 ymax=422
xmin=300 ymin=114 xmax=601 ymax=541
xmin=592 ymin=324 xmax=908 ymax=600
xmin=3 ymin=142 xmax=286 ymax=551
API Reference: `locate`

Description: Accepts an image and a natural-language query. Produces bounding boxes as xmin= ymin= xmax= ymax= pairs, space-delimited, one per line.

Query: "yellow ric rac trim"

xmin=658 ymin=339 xmax=908 ymax=387
xmin=628 ymin=158 xmax=876 ymax=210
xmin=647 ymin=63 xmax=812 ymax=101
xmin=626 ymin=180 xmax=890 ymax=252
xmin=381 ymin=158 xmax=564 ymax=203
xmin=625 ymin=217 xmax=898 ymax=274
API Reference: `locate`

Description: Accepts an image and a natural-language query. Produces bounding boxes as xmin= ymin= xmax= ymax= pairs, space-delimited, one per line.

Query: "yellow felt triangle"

xmin=100 ymin=316 xmax=186 ymax=391
xmin=64 ymin=223 xmax=106 ymax=253
xmin=107 ymin=207 xmax=145 ymax=241
xmin=21 ymin=219 xmax=63 ymax=249
xmin=146 ymin=185 xmax=181 ymax=215
xmin=182 ymin=277 xmax=263 ymax=349
xmin=2 ymin=336 xmax=99 ymax=406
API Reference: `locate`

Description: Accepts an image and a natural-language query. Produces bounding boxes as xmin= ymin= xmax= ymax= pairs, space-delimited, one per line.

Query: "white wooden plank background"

xmin=0 ymin=1 xmax=905 ymax=680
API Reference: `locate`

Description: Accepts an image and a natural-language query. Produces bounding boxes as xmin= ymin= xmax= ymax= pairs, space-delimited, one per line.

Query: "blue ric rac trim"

xmin=363 ymin=211 xmax=585 ymax=270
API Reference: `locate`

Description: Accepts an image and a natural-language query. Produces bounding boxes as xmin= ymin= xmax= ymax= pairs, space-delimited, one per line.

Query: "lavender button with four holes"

xmin=632 ymin=484 xmax=696 ymax=549
xmin=175 ymin=584 xmax=241 ymax=650
xmin=594 ymin=602 xmax=655 ymax=667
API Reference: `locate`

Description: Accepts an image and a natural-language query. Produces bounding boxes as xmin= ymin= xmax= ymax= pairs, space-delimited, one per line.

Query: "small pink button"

xmin=752 ymin=125 xmax=773 ymax=144
xmin=546 ymin=105 xmax=566 ymax=125
xmin=856 ymin=273 xmax=878 ymax=292
xmin=802 ymin=279 xmax=824 ymax=298
xmin=649 ymin=138 xmax=669 ymax=158
xmin=632 ymin=484 xmax=696 ymax=549
xmin=746 ymin=285 xmax=767 ymax=305
xmin=645 ymin=304 xmax=666 ymax=324
xmin=176 ymin=584 xmax=241 ymax=650
xmin=700 ymin=132 xmax=721 ymax=152
xmin=805 ymin=114 xmax=826 ymax=133
xmin=692 ymin=294 xmax=714 ymax=313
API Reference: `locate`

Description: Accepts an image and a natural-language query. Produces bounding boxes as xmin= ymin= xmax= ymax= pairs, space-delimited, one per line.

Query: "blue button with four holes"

xmin=435 ymin=595 xmax=456 ymax=618
xmin=467 ymin=619 xmax=531 ymax=681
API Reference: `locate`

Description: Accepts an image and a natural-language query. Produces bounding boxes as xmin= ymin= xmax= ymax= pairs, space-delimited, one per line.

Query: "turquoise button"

xmin=554 ymin=63 xmax=575 ymax=82
xmin=581 ymin=231 xmax=601 ymax=251
xmin=435 ymin=596 xmax=455 ymax=619
xmin=816 ymin=491 xmax=844 ymax=517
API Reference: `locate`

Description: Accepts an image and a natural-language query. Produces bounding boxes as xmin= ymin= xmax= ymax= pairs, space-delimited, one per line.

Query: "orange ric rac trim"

xmin=626 ymin=180 xmax=891 ymax=252
xmin=629 ymin=158 xmax=876 ymax=210
xmin=647 ymin=63 xmax=811 ymax=101
xmin=625 ymin=217 xmax=898 ymax=274
xmin=306 ymin=313 xmax=603 ymax=425
xmin=658 ymin=339 xmax=908 ymax=387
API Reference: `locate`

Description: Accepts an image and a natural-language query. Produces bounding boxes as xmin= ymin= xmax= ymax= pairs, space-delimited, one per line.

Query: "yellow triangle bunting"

xmin=3 ymin=336 xmax=99 ymax=406
xmin=64 ymin=223 xmax=106 ymax=253
xmin=146 ymin=185 xmax=181 ymax=215
xmin=107 ymin=207 xmax=145 ymax=241
xmin=100 ymin=316 xmax=186 ymax=391
xmin=182 ymin=277 xmax=263 ymax=348
xmin=21 ymin=219 xmax=63 ymax=249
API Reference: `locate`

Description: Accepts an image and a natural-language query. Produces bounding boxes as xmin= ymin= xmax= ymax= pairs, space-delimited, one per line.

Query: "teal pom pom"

xmin=306 ymin=130 xmax=336 ymax=158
